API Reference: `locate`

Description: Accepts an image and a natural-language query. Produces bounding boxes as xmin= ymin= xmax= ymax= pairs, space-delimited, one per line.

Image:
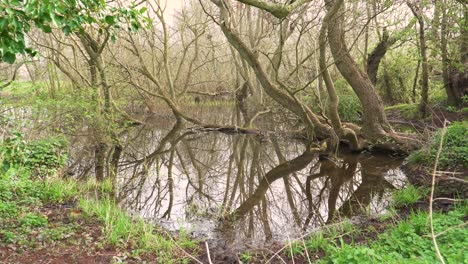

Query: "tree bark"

xmin=408 ymin=2 xmax=429 ymax=117
xmin=95 ymin=143 xmax=107 ymax=182
xmin=319 ymin=0 xmax=363 ymax=151
xmin=367 ymin=29 xmax=391 ymax=86
xmin=325 ymin=0 xmax=392 ymax=138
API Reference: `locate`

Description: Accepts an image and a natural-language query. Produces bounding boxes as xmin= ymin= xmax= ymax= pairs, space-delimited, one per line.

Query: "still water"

xmin=116 ymin=119 xmax=406 ymax=250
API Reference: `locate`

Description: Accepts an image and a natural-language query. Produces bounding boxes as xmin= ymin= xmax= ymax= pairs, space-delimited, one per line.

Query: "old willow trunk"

xmin=324 ymin=0 xmax=392 ymax=138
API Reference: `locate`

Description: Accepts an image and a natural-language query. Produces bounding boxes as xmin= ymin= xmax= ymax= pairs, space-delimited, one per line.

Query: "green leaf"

xmin=62 ymin=25 xmax=72 ymax=35
xmin=104 ymin=15 xmax=115 ymax=25
xmin=42 ymin=24 xmax=52 ymax=33
xmin=3 ymin=52 xmax=16 ymax=64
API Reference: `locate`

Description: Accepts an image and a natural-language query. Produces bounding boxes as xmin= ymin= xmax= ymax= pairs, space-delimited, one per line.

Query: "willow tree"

xmin=206 ymin=0 xmax=416 ymax=152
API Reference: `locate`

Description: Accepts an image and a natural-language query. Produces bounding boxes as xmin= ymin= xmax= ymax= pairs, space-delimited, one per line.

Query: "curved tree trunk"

xmin=319 ymin=0 xmax=363 ymax=151
xmin=324 ymin=0 xmax=393 ymax=138
xmin=367 ymin=30 xmax=397 ymax=86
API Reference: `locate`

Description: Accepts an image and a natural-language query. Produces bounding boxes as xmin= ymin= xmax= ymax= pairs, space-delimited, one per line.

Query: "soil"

xmin=0 ymin=202 xmax=158 ymax=264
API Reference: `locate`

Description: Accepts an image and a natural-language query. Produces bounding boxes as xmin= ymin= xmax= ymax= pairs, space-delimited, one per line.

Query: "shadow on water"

xmin=117 ymin=119 xmax=406 ymax=253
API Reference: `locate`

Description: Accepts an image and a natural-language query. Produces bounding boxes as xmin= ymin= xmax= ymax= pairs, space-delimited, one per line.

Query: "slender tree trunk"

xmin=95 ymin=143 xmax=107 ymax=182
xmin=412 ymin=59 xmax=421 ymax=103
xmin=383 ymin=64 xmax=395 ymax=105
xmin=319 ymin=0 xmax=363 ymax=151
xmin=408 ymin=3 xmax=429 ymax=117
xmin=109 ymin=143 xmax=122 ymax=196
xmin=367 ymin=29 xmax=391 ymax=86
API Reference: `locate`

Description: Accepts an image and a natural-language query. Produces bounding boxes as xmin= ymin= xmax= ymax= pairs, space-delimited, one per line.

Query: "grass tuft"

xmin=392 ymin=184 xmax=428 ymax=207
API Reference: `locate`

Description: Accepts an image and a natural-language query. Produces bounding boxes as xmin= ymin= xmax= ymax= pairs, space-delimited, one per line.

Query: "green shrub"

xmin=407 ymin=122 xmax=468 ymax=169
xmin=0 ymin=132 xmax=68 ymax=177
xmin=0 ymin=230 xmax=16 ymax=243
xmin=334 ymin=79 xmax=362 ymax=123
xmin=0 ymin=201 xmax=18 ymax=217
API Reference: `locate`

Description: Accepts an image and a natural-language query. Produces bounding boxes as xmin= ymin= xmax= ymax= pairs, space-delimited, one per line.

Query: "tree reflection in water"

xmin=117 ymin=121 xmax=406 ymax=249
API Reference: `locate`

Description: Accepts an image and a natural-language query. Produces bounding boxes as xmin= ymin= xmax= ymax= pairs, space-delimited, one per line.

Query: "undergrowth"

xmin=281 ymin=204 xmax=467 ymax=263
xmin=407 ymin=121 xmax=468 ymax=169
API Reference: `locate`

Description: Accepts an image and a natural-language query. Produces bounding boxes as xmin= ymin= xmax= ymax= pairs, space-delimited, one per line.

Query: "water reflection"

xmin=117 ymin=120 xmax=406 ymax=249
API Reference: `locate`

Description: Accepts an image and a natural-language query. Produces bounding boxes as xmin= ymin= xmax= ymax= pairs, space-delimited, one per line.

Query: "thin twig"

xmin=288 ymin=234 xmax=295 ymax=264
xmin=429 ymin=120 xmax=447 ymax=264
xmin=435 ymin=175 xmax=468 ymax=185
xmin=301 ymin=236 xmax=312 ymax=264
xmin=424 ymin=222 xmax=468 ymax=238
xmin=432 ymin=197 xmax=464 ymax=202
xmin=205 ymin=242 xmax=214 ymax=264
xmin=433 ymin=222 xmax=468 ymax=238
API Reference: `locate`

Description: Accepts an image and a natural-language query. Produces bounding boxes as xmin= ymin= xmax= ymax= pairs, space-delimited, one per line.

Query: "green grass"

xmin=0 ymin=134 xmax=195 ymax=262
xmin=0 ymin=81 xmax=46 ymax=96
xmin=0 ymin=170 xmax=192 ymax=262
xmin=284 ymin=221 xmax=360 ymax=258
xmin=79 ymin=197 xmax=191 ymax=262
xmin=0 ymin=169 xmax=79 ymax=248
xmin=286 ymin=204 xmax=468 ymax=263
xmin=41 ymin=177 xmax=80 ymax=203
xmin=385 ymin=103 xmax=419 ymax=119
xmin=392 ymin=184 xmax=428 ymax=207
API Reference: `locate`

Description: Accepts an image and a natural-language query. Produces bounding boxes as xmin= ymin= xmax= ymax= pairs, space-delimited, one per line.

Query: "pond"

xmin=116 ymin=117 xmax=407 ymax=252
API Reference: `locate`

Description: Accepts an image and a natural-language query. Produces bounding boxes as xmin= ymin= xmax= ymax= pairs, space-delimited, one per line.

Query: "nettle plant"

xmin=0 ymin=132 xmax=68 ymax=177
xmin=0 ymin=0 xmax=149 ymax=63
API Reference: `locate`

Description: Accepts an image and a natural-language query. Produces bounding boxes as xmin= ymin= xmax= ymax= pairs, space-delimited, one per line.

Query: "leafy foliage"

xmin=20 ymin=213 xmax=48 ymax=227
xmin=0 ymin=0 xmax=149 ymax=63
xmin=295 ymin=204 xmax=468 ymax=263
xmin=0 ymin=132 xmax=68 ymax=177
xmin=334 ymin=79 xmax=363 ymax=123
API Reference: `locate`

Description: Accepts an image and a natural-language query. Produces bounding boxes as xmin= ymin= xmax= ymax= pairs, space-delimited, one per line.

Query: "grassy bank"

xmin=251 ymin=185 xmax=466 ymax=264
xmin=0 ymin=134 xmax=195 ymax=263
xmin=311 ymin=204 xmax=467 ymax=263
xmin=0 ymin=171 xmax=196 ymax=263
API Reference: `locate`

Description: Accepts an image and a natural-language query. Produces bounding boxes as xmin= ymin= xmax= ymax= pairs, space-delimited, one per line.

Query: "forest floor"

xmin=0 ymin=177 xmax=195 ymax=264
xmin=386 ymin=104 xmax=467 ymax=130
xmin=0 ymin=201 xmax=149 ymax=264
